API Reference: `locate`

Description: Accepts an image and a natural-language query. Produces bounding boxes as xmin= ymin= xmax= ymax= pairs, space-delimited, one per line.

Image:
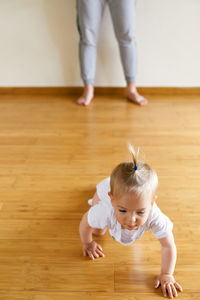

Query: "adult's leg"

xmin=109 ymin=0 xmax=147 ymax=105
xmin=76 ymin=0 xmax=105 ymax=105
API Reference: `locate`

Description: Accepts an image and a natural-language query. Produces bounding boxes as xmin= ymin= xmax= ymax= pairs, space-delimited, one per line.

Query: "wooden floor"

xmin=0 ymin=93 xmax=199 ymax=299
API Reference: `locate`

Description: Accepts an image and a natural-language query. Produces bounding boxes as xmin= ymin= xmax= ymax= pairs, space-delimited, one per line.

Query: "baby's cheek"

xmin=117 ymin=213 xmax=123 ymax=222
xmin=139 ymin=216 xmax=148 ymax=225
xmin=116 ymin=212 xmax=124 ymax=223
xmin=115 ymin=211 xmax=120 ymax=221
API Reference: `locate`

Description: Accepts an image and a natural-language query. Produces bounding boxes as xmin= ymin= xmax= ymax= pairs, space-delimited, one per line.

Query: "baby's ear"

xmin=151 ymin=194 xmax=157 ymax=206
xmin=108 ymin=192 xmax=114 ymax=204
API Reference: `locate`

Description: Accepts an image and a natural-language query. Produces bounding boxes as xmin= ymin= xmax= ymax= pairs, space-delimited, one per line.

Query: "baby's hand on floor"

xmin=83 ymin=241 xmax=104 ymax=260
xmin=155 ymin=273 xmax=183 ymax=298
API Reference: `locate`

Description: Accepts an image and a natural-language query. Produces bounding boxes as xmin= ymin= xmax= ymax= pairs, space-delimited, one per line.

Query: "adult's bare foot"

xmin=127 ymin=91 xmax=148 ymax=106
xmin=127 ymin=82 xmax=148 ymax=106
xmin=77 ymin=84 xmax=94 ymax=106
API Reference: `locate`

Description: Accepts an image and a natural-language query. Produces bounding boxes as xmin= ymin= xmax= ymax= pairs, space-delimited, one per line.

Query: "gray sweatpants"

xmin=76 ymin=0 xmax=137 ymax=85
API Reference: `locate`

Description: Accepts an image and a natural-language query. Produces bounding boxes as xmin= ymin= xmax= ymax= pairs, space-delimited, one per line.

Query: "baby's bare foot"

xmin=77 ymin=85 xmax=94 ymax=106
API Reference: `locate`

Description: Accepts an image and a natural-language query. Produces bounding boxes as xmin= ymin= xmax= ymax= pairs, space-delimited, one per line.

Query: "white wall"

xmin=0 ymin=0 xmax=200 ymax=87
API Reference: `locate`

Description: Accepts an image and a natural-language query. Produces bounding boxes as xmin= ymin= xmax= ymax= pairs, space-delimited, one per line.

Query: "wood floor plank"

xmin=32 ymin=292 xmax=200 ymax=300
xmin=0 ymin=293 xmax=32 ymax=300
xmin=115 ymin=264 xmax=200 ymax=293
xmin=0 ymin=292 xmax=200 ymax=300
xmin=0 ymin=263 xmax=28 ymax=290
xmin=27 ymin=262 xmax=114 ymax=292
xmin=0 ymin=262 xmax=114 ymax=292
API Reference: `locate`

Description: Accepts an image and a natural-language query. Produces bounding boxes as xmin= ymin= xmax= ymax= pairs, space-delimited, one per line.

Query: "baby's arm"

xmin=155 ymin=232 xmax=183 ymax=298
xmin=79 ymin=212 xmax=104 ymax=260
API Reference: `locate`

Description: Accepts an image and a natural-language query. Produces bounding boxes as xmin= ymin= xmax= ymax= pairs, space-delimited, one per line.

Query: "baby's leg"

xmin=91 ymin=192 xmax=107 ymax=236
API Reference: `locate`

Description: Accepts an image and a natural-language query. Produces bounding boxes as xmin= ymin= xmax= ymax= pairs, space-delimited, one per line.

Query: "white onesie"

xmin=88 ymin=177 xmax=173 ymax=245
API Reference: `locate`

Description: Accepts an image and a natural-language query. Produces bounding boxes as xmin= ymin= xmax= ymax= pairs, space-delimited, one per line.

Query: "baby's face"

xmin=108 ymin=191 xmax=154 ymax=231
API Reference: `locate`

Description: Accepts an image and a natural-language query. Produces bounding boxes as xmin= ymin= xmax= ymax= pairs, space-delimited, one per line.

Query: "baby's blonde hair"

xmin=110 ymin=144 xmax=158 ymax=199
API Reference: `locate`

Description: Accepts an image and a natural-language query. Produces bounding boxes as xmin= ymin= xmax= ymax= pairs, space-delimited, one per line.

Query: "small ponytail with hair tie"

xmin=128 ymin=143 xmax=139 ymax=171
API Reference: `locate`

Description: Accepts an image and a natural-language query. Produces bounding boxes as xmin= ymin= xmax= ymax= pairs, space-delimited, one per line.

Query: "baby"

xmin=79 ymin=145 xmax=183 ymax=298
